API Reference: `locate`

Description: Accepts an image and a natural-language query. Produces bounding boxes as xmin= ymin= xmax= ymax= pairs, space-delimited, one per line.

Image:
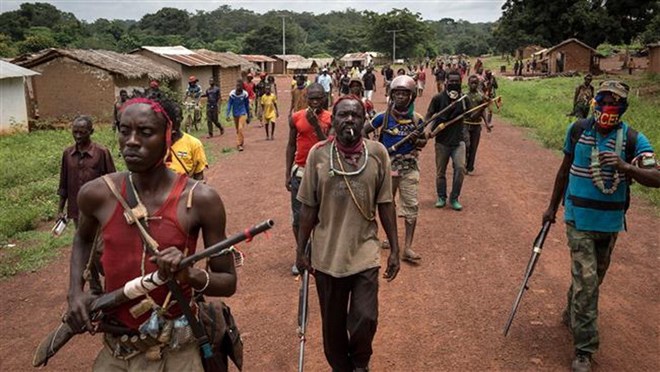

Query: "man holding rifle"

xmin=425 ymin=70 xmax=468 ymax=211
xmin=364 ymin=75 xmax=426 ymax=263
xmin=542 ymin=81 xmax=659 ymax=372
xmin=65 ymin=94 xmax=237 ymax=371
xmin=296 ymin=95 xmax=400 ymax=372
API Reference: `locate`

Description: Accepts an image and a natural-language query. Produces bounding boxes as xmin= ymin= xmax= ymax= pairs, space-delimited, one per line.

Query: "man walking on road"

xmin=362 ymin=66 xmax=376 ymax=101
xmin=425 ymin=70 xmax=467 ymax=211
xmin=296 ymin=95 xmax=400 ymax=372
xmin=464 ymin=75 xmax=493 ymax=175
xmin=290 ymin=74 xmax=309 ymax=115
xmin=226 ymin=79 xmax=251 ymax=151
xmin=364 ymin=75 xmax=426 ymax=263
xmin=202 ymin=78 xmax=223 ymax=138
xmin=317 ymin=68 xmax=333 ymax=109
xmin=66 ymin=95 xmax=237 ymax=371
xmin=381 ymin=64 xmax=394 ymax=97
xmin=168 ymin=108 xmax=208 ymax=180
xmin=285 ymin=83 xmax=332 ymax=276
xmin=542 ymin=80 xmax=660 ymax=372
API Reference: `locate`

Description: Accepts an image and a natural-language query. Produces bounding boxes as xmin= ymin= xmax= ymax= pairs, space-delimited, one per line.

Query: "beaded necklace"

xmin=328 ymin=140 xmax=369 ymax=177
xmin=589 ymin=127 xmax=623 ymax=194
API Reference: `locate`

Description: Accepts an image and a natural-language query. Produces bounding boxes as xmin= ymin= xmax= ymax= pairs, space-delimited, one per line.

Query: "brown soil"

xmin=1 ymin=74 xmax=658 ymax=372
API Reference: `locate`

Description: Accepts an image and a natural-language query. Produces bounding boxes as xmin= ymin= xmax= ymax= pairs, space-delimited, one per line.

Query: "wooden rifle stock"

xmin=33 ymin=219 xmax=274 ymax=367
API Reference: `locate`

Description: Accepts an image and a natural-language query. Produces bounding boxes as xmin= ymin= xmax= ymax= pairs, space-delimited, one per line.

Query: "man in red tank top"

xmin=285 ymin=83 xmax=332 ymax=275
xmin=65 ymin=94 xmax=237 ymax=371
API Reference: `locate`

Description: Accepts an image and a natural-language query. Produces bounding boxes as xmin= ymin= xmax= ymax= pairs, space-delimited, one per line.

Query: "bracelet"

xmin=194 ymin=269 xmax=210 ymax=293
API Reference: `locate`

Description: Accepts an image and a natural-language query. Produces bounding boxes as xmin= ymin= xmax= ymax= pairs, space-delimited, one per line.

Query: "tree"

xmin=0 ymin=34 xmax=18 ymax=57
xmin=365 ymin=8 xmax=433 ymax=59
xmin=138 ymin=7 xmax=190 ymax=36
xmin=242 ymin=26 xmax=282 ymax=55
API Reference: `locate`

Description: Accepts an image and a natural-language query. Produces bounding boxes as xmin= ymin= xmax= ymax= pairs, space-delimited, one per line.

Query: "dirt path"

xmin=1 ymin=74 xmax=658 ymax=372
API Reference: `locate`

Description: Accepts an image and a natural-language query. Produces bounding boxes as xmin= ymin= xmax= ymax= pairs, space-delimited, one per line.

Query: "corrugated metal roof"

xmin=195 ymin=49 xmax=242 ymax=68
xmin=242 ymin=54 xmax=277 ymax=63
xmin=272 ymin=54 xmax=305 ymax=62
xmin=140 ymin=46 xmax=220 ymax=67
xmin=340 ymin=52 xmax=368 ymax=61
xmin=0 ymin=60 xmax=39 ymax=79
xmin=287 ymin=59 xmax=316 ymax=70
xmin=242 ymin=54 xmax=275 ymax=62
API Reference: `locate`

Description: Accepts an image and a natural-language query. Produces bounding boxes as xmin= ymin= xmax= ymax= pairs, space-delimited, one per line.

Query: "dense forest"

xmin=0 ymin=2 xmax=657 ymax=59
xmin=0 ymin=3 xmax=494 ymax=58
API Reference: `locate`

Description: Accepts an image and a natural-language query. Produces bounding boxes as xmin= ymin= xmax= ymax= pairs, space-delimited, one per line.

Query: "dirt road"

xmin=1 ymin=75 xmax=658 ymax=371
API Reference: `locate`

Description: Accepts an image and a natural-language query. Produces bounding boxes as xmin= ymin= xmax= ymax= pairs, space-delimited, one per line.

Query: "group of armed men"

xmin=57 ymin=55 xmax=659 ymax=372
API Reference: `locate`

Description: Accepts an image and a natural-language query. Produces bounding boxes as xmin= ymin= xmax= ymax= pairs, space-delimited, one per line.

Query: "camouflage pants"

xmin=565 ymin=223 xmax=618 ymax=354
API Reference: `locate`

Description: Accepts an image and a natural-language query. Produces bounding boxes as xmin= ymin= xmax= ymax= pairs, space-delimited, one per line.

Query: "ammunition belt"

xmin=103 ymin=316 xmax=195 ymax=361
xmin=391 ymin=156 xmax=418 ymax=173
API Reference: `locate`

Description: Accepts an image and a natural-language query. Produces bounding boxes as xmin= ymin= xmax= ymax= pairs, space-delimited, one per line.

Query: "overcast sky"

xmin=1 ymin=1 xmax=506 ymax=23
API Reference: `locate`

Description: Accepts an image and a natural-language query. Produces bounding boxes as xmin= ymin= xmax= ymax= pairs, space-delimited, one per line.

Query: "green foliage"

xmin=494 ymin=0 xmax=659 ymax=53
xmin=0 ymin=229 xmax=73 ymax=279
xmin=365 ymin=8 xmax=433 ymax=59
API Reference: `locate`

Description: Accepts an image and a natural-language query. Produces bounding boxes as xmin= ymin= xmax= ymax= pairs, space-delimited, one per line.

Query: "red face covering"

xmin=593 ymin=105 xmax=621 ymax=129
xmin=120 ymin=98 xmax=173 ymax=165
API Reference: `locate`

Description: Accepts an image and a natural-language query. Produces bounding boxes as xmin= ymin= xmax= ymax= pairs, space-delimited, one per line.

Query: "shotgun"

xmin=33 ymin=219 xmax=274 ymax=367
xmin=297 ymin=241 xmax=311 ymax=372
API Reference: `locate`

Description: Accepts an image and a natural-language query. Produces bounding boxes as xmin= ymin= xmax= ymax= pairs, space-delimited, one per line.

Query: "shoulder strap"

xmin=569 ymin=118 xmax=592 ymax=154
xmin=171 ymin=148 xmax=193 ymax=177
xmin=625 ymin=126 xmax=638 ymax=163
xmin=306 ymin=109 xmax=328 ymax=141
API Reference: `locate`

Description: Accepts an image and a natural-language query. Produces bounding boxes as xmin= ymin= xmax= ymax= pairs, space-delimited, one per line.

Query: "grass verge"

xmin=0 ymin=103 xmax=230 ymax=279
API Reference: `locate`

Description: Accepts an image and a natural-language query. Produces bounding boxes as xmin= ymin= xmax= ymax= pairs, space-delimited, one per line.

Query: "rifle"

xmin=297 ymin=241 xmax=311 ymax=372
xmin=503 ymin=221 xmax=552 ymax=336
xmin=386 ymin=94 xmax=467 ymax=154
xmin=427 ymin=96 xmax=502 ymax=139
xmin=33 ymin=219 xmax=274 ymax=367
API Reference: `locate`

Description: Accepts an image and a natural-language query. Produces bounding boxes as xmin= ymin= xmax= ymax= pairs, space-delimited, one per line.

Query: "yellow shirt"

xmin=260 ymin=94 xmax=278 ymax=121
xmin=168 ymin=132 xmax=208 ymax=176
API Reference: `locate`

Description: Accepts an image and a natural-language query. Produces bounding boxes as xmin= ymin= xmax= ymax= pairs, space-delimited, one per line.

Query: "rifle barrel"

xmin=503 ymin=221 xmax=551 ymax=336
xmin=429 ymin=96 xmax=501 ymax=138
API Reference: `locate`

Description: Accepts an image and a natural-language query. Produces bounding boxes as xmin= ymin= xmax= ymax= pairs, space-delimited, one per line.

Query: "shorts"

xmin=393 ymin=169 xmax=420 ymax=221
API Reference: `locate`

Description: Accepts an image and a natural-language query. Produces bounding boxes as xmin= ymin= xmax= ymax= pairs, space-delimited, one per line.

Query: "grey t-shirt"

xmin=297 ymin=139 xmax=393 ymax=278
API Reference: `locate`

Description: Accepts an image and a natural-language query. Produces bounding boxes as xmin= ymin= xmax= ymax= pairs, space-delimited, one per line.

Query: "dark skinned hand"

xmin=542 ymin=208 xmax=557 ymax=225
xmin=295 ymin=251 xmax=313 ymax=274
xmin=66 ymin=291 xmax=97 ymax=334
xmin=150 ymin=246 xmax=192 ymax=285
xmin=285 ymin=176 xmax=292 ymax=192
xmin=599 ymin=151 xmax=629 ymax=172
xmin=383 ymin=253 xmax=400 ymax=282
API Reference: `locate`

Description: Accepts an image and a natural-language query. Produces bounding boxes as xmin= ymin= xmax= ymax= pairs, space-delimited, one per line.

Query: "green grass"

xmin=482 ymin=57 xmax=660 ymax=207
xmin=0 ymin=104 xmax=231 ymax=279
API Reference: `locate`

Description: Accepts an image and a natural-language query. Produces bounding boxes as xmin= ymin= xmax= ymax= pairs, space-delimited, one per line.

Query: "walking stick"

xmin=297 ymin=241 xmax=311 ymax=372
xmin=503 ymin=221 xmax=552 ymax=336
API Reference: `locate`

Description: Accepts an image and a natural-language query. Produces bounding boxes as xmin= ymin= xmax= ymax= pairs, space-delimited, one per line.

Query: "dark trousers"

xmin=315 ymin=268 xmax=379 ymax=372
xmin=207 ymin=106 xmax=222 ymax=135
xmin=465 ymin=124 xmax=482 ymax=172
xmin=434 ymin=142 xmax=466 ymax=201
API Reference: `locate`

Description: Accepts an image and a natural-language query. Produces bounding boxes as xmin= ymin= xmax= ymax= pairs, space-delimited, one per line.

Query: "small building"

xmin=0 ymin=61 xmax=39 ymax=133
xmin=195 ymin=49 xmax=245 ymax=98
xmin=13 ymin=48 xmax=178 ymax=121
xmin=286 ymin=59 xmax=318 ymax=75
xmin=366 ymin=51 xmax=388 ymax=66
xmin=242 ymin=55 xmax=277 ymax=74
xmin=310 ymin=58 xmax=335 ymax=72
xmin=272 ymin=54 xmax=305 ymax=75
xmin=340 ymin=52 xmax=371 ymax=68
xmin=648 ymin=42 xmax=660 ymax=73
xmin=131 ymin=46 xmax=222 ymax=94
xmin=516 ymin=45 xmax=544 ymax=60
xmin=544 ymin=38 xmax=602 ymax=74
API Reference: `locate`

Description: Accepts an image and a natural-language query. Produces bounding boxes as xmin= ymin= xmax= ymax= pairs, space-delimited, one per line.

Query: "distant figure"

xmin=290 ymin=75 xmax=309 ymax=115
xmin=417 ymin=66 xmax=426 ymax=97
xmin=260 ymin=85 xmax=279 ymax=140
xmin=113 ymin=90 xmax=129 ymax=132
xmin=317 ymin=68 xmax=333 ymax=109
xmin=572 ymin=74 xmax=594 ymax=119
xmin=361 ymin=66 xmax=377 ymax=101
xmin=202 ymin=78 xmax=223 ymax=138
xmin=513 ymin=60 xmax=520 ymax=76
xmin=226 ymin=79 xmax=251 ymax=151
xmin=168 ymin=108 xmax=208 ymax=181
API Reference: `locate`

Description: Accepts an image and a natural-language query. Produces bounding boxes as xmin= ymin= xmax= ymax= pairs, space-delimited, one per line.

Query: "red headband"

xmin=120 ymin=97 xmax=173 ymax=164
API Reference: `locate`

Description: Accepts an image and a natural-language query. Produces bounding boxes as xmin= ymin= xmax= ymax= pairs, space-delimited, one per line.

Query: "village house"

xmin=272 ymin=54 xmax=306 ymax=75
xmin=242 ymin=55 xmax=277 ymax=74
xmin=131 ymin=46 xmax=221 ymax=94
xmin=13 ymin=48 xmax=178 ymax=121
xmin=542 ymin=38 xmax=602 ymax=74
xmin=0 ymin=60 xmax=38 ymax=133
xmin=194 ymin=49 xmax=245 ymax=98
xmin=340 ymin=52 xmax=372 ymax=68
xmin=516 ymin=45 xmax=544 ymax=60
xmin=286 ymin=59 xmax=317 ymax=75
xmin=310 ymin=57 xmax=335 ymax=73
